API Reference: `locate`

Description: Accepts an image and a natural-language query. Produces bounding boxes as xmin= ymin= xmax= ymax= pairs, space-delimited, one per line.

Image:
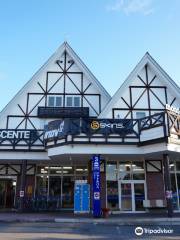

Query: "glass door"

xmin=120 ymin=182 xmax=132 ymax=211
xmin=0 ymin=181 xmax=6 ymax=208
xmin=0 ymin=180 xmax=15 ymax=209
xmin=62 ymin=176 xmax=74 ymax=209
xmin=134 ymin=183 xmax=145 ymax=211
xmin=49 ymin=176 xmax=61 ymax=209
xmin=119 ymin=181 xmax=145 ymax=212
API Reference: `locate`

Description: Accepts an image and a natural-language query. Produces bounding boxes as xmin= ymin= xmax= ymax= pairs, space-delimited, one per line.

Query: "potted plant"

xmin=102 ymin=207 xmax=110 ymax=218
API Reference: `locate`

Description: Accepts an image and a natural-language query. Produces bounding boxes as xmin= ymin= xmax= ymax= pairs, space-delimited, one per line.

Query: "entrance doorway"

xmin=0 ymin=179 xmax=16 ymax=209
xmin=119 ymin=180 xmax=145 ymax=212
xmin=36 ymin=165 xmax=88 ymax=210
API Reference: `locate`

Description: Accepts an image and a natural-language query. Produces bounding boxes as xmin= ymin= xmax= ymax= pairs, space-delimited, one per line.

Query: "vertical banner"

xmin=92 ymin=155 xmax=101 ymax=218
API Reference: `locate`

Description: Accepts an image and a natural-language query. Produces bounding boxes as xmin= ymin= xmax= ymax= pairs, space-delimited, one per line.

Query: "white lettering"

xmin=24 ymin=131 xmax=30 ymax=139
xmin=99 ymin=122 xmax=125 ymax=129
xmin=0 ymin=130 xmax=31 ymax=139
xmin=44 ymin=121 xmax=65 ymax=140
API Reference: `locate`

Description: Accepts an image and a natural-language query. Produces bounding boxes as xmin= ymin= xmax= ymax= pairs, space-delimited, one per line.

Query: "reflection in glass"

xmin=62 ymin=176 xmax=74 ymax=208
xmin=176 ymin=162 xmax=180 ymax=171
xmin=107 ymin=181 xmax=119 ymax=210
xmin=171 ymin=173 xmax=178 ymax=210
xmin=133 ymin=173 xmax=145 ymax=180
xmin=121 ymin=183 xmax=132 ymax=211
xmin=132 ymin=162 xmax=144 ymax=171
xmin=177 ymin=173 xmax=180 ymax=208
xmin=134 ymin=183 xmax=145 ymax=211
xmin=106 ymin=163 xmax=117 ymax=181
xmin=36 ymin=176 xmax=48 ymax=197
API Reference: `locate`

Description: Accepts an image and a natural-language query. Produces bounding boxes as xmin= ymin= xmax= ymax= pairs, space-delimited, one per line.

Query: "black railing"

xmin=45 ymin=112 xmax=170 ymax=147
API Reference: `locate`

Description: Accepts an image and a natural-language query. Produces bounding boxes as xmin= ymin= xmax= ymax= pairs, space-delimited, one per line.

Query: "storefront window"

xmin=118 ymin=161 xmax=144 ymax=180
xmin=171 ymin=173 xmax=178 ymax=210
xmin=36 ymin=176 xmax=48 ymax=197
xmin=177 ymin=173 xmax=180 ymax=208
xmin=49 ymin=176 xmax=61 ymax=210
xmin=75 ymin=166 xmax=88 ymax=176
xmin=119 ymin=161 xmax=131 ymax=180
xmin=37 ymin=166 xmax=48 ymax=175
xmin=176 ymin=162 xmax=180 ymax=171
xmin=169 ymin=160 xmax=180 ymax=210
xmin=106 ymin=162 xmax=117 ymax=181
xmin=132 ymin=162 xmax=144 ymax=180
xmin=107 ymin=181 xmax=119 ymax=210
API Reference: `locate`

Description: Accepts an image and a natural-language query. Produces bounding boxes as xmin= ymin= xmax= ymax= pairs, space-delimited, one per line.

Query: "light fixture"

xmin=63 ymin=167 xmax=72 ymax=169
xmin=48 ymin=167 xmax=62 ymax=170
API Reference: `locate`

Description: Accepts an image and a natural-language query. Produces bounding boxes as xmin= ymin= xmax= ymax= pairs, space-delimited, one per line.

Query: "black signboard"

xmin=0 ymin=129 xmax=38 ymax=141
xmin=44 ymin=118 xmax=80 ymax=141
xmin=82 ymin=119 xmax=134 ymax=135
xmin=38 ymin=107 xmax=89 ymax=118
xmin=44 ymin=118 xmax=134 ymax=142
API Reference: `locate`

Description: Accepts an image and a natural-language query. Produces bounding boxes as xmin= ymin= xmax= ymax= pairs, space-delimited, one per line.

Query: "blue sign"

xmin=92 ymin=155 xmax=101 ymax=217
xmin=74 ymin=181 xmax=90 ymax=213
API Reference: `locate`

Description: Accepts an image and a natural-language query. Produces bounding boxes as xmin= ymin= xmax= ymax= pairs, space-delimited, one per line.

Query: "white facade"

xmin=0 ymin=42 xmax=179 ymax=213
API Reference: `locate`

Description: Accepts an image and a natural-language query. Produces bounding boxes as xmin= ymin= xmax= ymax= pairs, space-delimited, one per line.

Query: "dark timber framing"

xmin=112 ymin=64 xmax=177 ymax=119
xmin=2 ymin=50 xmax=102 ymax=150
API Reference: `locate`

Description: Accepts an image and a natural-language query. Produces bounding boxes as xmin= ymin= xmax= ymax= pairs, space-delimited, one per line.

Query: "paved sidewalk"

xmin=0 ymin=212 xmax=180 ymax=225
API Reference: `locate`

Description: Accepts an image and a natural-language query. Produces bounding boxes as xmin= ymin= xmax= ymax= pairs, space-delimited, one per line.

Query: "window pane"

xmin=119 ymin=161 xmax=131 ymax=172
xmin=177 ymin=173 xmax=180 ymax=209
xmin=106 ymin=162 xmax=117 ymax=181
xmin=107 ymin=181 xmax=119 ymax=210
xmin=119 ymin=172 xmax=131 ymax=180
xmin=66 ymin=97 xmax=72 ymax=107
xmin=56 ymin=97 xmax=62 ymax=107
xmin=169 ymin=161 xmax=175 ymax=171
xmin=36 ymin=176 xmax=48 ymax=197
xmin=176 ymin=162 xmax=180 ymax=171
xmin=74 ymin=97 xmax=80 ymax=107
xmin=48 ymin=97 xmax=54 ymax=107
xmin=171 ymin=173 xmax=178 ymax=210
xmin=136 ymin=112 xmax=146 ymax=119
xmin=132 ymin=162 xmax=144 ymax=171
xmin=133 ymin=173 xmax=145 ymax=180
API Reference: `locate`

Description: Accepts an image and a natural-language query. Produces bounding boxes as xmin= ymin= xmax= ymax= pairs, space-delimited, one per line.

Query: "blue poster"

xmin=74 ymin=181 xmax=90 ymax=213
xmin=92 ymin=155 xmax=101 ymax=217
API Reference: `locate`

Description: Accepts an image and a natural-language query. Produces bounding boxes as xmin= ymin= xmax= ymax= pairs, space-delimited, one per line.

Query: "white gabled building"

xmin=0 ymin=42 xmax=179 ymax=216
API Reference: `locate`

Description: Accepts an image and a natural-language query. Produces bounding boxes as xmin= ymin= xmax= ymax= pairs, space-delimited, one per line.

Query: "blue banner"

xmin=92 ymin=155 xmax=101 ymax=217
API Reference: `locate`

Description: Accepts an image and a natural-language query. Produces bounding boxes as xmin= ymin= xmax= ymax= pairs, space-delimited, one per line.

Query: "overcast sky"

xmin=0 ymin=0 xmax=180 ymax=111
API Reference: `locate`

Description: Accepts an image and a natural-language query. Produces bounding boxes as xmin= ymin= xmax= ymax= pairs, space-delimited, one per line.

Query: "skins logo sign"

xmin=91 ymin=121 xmax=100 ymax=130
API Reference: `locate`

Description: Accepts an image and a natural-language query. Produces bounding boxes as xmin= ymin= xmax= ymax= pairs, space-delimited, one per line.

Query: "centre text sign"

xmin=0 ymin=129 xmax=37 ymax=140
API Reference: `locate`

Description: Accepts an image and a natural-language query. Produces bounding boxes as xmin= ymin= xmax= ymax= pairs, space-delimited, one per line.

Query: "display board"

xmin=74 ymin=180 xmax=90 ymax=213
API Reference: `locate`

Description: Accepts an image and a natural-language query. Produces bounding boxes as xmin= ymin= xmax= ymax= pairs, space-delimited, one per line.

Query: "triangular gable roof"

xmin=99 ymin=52 xmax=180 ymax=118
xmin=0 ymin=42 xmax=111 ymax=116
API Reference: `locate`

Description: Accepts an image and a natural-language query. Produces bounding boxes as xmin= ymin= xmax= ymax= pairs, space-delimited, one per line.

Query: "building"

xmin=0 ymin=42 xmax=179 ymax=215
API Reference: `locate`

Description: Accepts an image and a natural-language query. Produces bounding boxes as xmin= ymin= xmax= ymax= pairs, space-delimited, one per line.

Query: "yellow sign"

xmin=90 ymin=121 xmax=100 ymax=130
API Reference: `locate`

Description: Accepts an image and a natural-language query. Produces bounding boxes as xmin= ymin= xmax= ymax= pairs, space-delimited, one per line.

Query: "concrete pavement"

xmin=0 ymin=212 xmax=180 ymax=225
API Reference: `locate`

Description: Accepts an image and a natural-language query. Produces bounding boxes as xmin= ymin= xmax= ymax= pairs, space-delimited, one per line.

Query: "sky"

xmin=0 ymin=0 xmax=180 ymax=111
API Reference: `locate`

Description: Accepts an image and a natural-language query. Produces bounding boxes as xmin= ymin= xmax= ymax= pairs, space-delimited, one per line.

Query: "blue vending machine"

xmin=74 ymin=180 xmax=90 ymax=214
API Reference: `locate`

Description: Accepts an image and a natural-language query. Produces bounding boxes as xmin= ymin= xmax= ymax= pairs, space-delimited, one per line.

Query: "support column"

xmin=163 ymin=154 xmax=173 ymax=217
xmin=19 ymin=160 xmax=27 ymax=211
